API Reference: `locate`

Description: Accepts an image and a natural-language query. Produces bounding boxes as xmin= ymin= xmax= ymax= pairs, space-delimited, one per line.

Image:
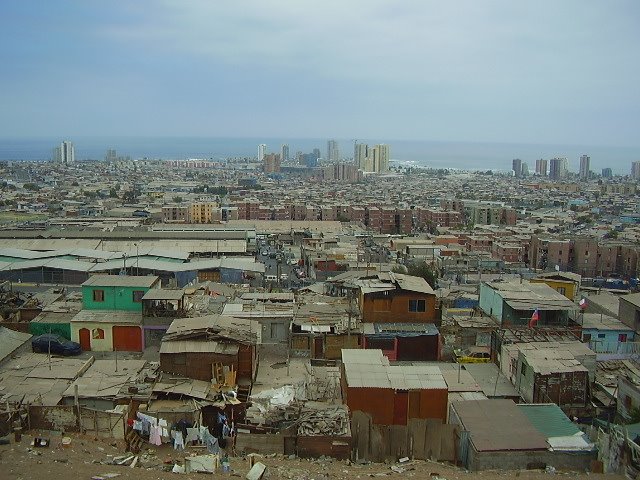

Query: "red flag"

xmin=528 ymin=308 xmax=539 ymax=328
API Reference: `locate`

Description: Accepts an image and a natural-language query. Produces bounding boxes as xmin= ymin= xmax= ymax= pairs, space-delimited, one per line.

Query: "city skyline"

xmin=0 ymin=2 xmax=639 ymax=147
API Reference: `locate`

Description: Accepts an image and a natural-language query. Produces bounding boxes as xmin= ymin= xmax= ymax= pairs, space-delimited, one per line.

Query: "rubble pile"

xmin=297 ymin=405 xmax=349 ymax=437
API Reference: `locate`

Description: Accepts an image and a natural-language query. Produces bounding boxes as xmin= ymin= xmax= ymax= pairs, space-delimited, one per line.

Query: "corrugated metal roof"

xmin=0 ymin=327 xmax=32 ymax=362
xmin=364 ymin=322 xmax=439 ymax=337
xmin=160 ymin=340 xmax=239 ymax=355
xmin=452 ymin=399 xmax=548 ymax=452
xmin=342 ymin=349 xmax=446 ymax=390
xmin=517 ymin=404 xmax=581 ymax=438
xmin=82 ymin=274 xmax=159 ymax=288
xmin=390 ymin=272 xmax=435 ymax=294
xmin=70 ymin=310 xmax=142 ymax=324
xmin=487 ymin=280 xmax=576 ymax=311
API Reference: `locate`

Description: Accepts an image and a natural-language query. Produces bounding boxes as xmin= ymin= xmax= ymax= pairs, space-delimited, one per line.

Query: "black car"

xmin=31 ymin=334 xmax=82 ymax=356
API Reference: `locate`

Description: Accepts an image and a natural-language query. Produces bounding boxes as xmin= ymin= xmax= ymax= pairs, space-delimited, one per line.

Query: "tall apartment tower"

xmin=53 ymin=140 xmax=75 ymax=164
xmin=632 ymin=161 xmax=640 ymax=180
xmin=579 ymin=155 xmax=590 ymax=181
xmin=549 ymin=157 xmax=568 ymax=180
xmin=264 ymin=153 xmax=281 ymax=174
xmin=512 ymin=159 xmax=522 ymax=177
xmin=280 ymin=144 xmax=290 ymax=163
xmin=535 ymin=159 xmax=548 ymax=176
xmin=258 ymin=144 xmax=267 ymax=162
xmin=371 ymin=144 xmax=390 ymax=172
xmin=327 ymin=139 xmax=340 ymax=163
xmin=602 ymin=168 xmax=613 ymax=179
xmin=354 ymin=142 xmax=368 ymax=170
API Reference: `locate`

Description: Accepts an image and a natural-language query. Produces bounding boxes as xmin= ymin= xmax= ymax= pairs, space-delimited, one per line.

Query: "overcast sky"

xmin=1 ymin=1 xmax=639 ymax=146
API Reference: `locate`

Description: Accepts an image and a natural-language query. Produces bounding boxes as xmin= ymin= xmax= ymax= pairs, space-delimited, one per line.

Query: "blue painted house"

xmin=580 ymin=313 xmax=635 ymax=354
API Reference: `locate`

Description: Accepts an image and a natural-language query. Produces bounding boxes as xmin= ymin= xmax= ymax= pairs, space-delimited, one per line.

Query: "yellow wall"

xmin=71 ymin=322 xmax=115 ymax=352
xmin=530 ymin=278 xmax=576 ymax=300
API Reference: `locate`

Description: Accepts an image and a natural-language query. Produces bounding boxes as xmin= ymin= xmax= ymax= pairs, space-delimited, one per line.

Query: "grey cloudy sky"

xmin=0 ymin=1 xmax=639 ymax=146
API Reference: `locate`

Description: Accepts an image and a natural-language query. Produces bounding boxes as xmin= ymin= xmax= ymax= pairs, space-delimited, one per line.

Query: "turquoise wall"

xmin=82 ymin=285 xmax=151 ymax=311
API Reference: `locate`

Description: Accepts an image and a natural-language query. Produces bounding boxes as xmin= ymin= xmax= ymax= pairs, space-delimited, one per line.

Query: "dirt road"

xmin=0 ymin=432 xmax=625 ymax=480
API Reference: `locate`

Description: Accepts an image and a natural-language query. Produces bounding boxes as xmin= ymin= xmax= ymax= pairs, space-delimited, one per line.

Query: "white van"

xmin=265 ymin=275 xmax=278 ymax=282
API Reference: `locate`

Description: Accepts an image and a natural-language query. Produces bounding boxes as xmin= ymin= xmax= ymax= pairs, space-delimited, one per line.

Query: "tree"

xmin=172 ymin=196 xmax=183 ymax=203
xmin=404 ymin=262 xmax=438 ymax=288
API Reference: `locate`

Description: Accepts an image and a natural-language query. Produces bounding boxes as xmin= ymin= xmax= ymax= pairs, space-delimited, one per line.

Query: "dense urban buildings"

xmin=3 ymin=139 xmax=640 ymax=477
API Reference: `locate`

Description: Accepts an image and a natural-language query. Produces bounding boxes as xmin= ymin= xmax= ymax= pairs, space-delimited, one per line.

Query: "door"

xmin=112 ymin=326 xmax=142 ymax=351
xmin=314 ymin=337 xmax=324 ymax=359
xmin=79 ymin=328 xmax=91 ymax=351
xmin=393 ymin=390 xmax=409 ymax=425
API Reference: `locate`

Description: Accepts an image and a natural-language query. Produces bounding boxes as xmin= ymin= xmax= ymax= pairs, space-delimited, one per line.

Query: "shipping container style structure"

xmin=340 ymin=349 xmax=447 ymax=425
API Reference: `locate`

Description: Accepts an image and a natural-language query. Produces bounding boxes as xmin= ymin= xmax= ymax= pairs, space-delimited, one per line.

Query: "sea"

xmin=0 ymin=137 xmax=638 ymax=175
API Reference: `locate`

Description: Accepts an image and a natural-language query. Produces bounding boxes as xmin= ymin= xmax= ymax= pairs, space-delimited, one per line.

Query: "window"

xmin=557 ymin=287 xmax=566 ymax=295
xmin=597 ymin=333 xmax=606 ymax=339
xmin=409 ymin=299 xmax=426 ymax=312
xmin=132 ymin=290 xmax=145 ymax=302
xmin=93 ymin=289 xmax=105 ymax=302
xmin=619 ymin=333 xmax=628 ymax=343
xmin=582 ymin=333 xmax=591 ymax=342
xmin=92 ymin=328 xmax=104 ymax=339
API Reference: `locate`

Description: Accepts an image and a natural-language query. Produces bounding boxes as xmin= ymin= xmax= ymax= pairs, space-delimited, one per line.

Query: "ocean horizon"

xmin=0 ymin=136 xmax=638 ymax=175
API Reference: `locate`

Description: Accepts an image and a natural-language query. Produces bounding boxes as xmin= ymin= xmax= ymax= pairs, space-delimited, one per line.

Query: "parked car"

xmin=454 ymin=346 xmax=491 ymax=363
xmin=31 ymin=334 xmax=82 ymax=356
xmin=280 ymin=273 xmax=288 ymax=280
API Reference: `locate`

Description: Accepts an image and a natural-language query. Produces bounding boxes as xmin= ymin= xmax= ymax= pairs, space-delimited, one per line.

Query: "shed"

xmin=450 ymin=399 xmax=594 ymax=471
xmin=341 ymin=349 xmax=447 ymax=425
xmin=362 ymin=323 xmax=441 ymax=361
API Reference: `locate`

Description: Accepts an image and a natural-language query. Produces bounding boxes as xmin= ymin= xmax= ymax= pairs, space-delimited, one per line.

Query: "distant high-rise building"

xmin=521 ymin=162 xmax=529 ymax=177
xmin=258 ymin=144 xmax=267 ymax=162
xmin=263 ymin=153 xmax=280 ymax=173
xmin=354 ymin=142 xmax=368 ymax=170
xmin=327 ymin=140 xmax=340 ymax=163
xmin=312 ymin=148 xmax=321 ymax=161
xmin=535 ymin=159 xmax=548 ymax=176
xmin=53 ymin=140 xmax=75 ymax=164
xmin=105 ymin=149 xmax=117 ymax=162
xmin=632 ymin=161 xmax=640 ymax=180
xmin=602 ymin=168 xmax=613 ymax=179
xmin=370 ymin=144 xmax=390 ymax=172
xmin=280 ymin=144 xmax=290 ymax=163
xmin=579 ymin=154 xmax=590 ymax=181
xmin=512 ymin=158 xmax=522 ymax=178
xmin=549 ymin=157 xmax=568 ymax=180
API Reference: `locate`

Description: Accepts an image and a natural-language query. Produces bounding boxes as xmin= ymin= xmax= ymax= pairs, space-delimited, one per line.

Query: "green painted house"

xmin=81 ymin=275 xmax=161 ymax=312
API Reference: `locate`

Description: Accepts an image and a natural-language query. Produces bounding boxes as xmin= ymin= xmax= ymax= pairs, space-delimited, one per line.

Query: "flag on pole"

xmin=579 ymin=298 xmax=587 ymax=310
xmin=528 ymin=308 xmax=540 ymax=328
